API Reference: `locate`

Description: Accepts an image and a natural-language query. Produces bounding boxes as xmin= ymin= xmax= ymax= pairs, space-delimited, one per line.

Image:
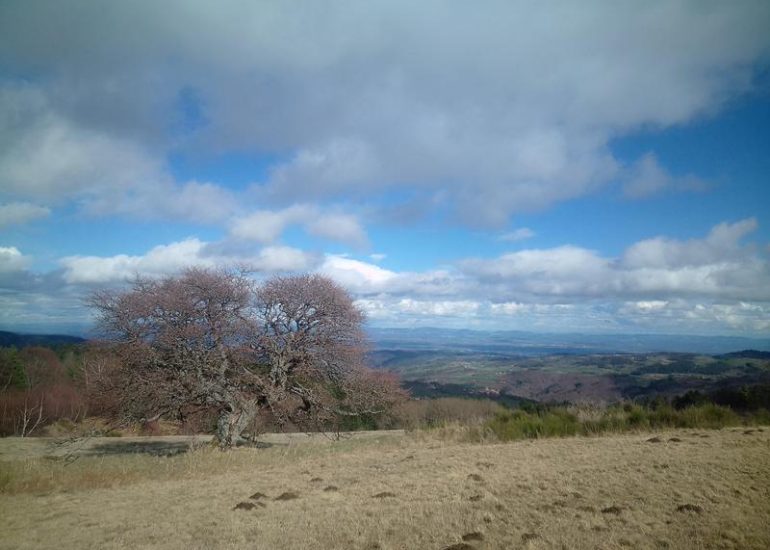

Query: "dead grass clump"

xmin=676 ymin=503 xmax=703 ymax=514
xmin=274 ymin=491 xmax=300 ymax=500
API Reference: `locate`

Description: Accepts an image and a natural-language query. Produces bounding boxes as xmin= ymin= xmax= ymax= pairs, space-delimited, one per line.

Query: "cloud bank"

xmin=1 ymin=1 xmax=769 ymax=227
xmin=2 ymin=219 xmax=765 ymax=335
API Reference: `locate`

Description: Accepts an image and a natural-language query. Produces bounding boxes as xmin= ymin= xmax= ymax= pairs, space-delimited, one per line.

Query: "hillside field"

xmin=1 ymin=428 xmax=768 ymax=549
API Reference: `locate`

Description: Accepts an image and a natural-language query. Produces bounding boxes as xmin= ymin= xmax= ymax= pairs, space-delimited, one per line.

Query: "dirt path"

xmin=0 ymin=430 xmax=406 ymax=460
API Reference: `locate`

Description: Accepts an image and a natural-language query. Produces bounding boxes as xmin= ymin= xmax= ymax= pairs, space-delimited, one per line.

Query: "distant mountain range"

xmin=2 ymin=327 xmax=768 ymax=355
xmin=368 ymin=327 xmax=770 ymax=355
xmin=0 ymin=331 xmax=86 ymax=348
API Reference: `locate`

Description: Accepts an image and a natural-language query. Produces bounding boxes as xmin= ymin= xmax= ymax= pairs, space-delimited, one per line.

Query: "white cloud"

xmin=622 ymin=152 xmax=708 ymax=199
xmin=306 ymin=213 xmax=368 ymax=248
xmin=2 ymin=218 xmax=769 ymax=335
xmin=0 ymin=84 xmax=239 ymax=225
xmin=0 ymin=202 xmax=50 ymax=227
xmin=252 ymin=245 xmax=314 ymax=272
xmin=462 ymin=219 xmax=770 ymax=304
xmin=623 ymin=218 xmax=757 ymax=269
xmin=60 ymin=239 xmax=212 ymax=284
xmin=230 ymin=206 xmax=310 ymax=243
xmin=499 ymin=228 xmax=536 ymax=242
xmin=319 ymin=255 xmax=397 ymax=291
xmin=230 ymin=205 xmax=367 ymax=246
xmin=461 ymin=246 xmax=613 ymax=297
xmin=0 ymin=246 xmax=30 ymax=273
xmin=60 ymin=238 xmax=316 ymax=284
xmin=0 ymin=84 xmax=165 ymax=200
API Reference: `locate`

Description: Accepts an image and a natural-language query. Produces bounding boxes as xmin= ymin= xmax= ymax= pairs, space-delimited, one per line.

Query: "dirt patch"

xmin=647 ymin=437 xmax=663 ymax=443
xmin=462 ymin=532 xmax=484 ymax=541
xmin=372 ymin=491 xmax=396 ymax=498
xmin=669 ymin=437 xmax=683 ymax=443
xmin=441 ymin=544 xmax=475 ymax=550
xmin=676 ymin=503 xmax=703 ymax=514
xmin=323 ymin=485 xmax=338 ymax=492
xmin=249 ymin=492 xmax=268 ymax=500
xmin=233 ymin=502 xmax=256 ymax=511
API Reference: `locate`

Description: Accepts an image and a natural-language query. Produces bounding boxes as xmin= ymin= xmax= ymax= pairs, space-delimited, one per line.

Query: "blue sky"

xmin=0 ymin=1 xmax=769 ymax=336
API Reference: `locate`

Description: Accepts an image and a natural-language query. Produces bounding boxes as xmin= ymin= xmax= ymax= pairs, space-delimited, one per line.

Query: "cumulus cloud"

xmin=319 ymin=219 xmax=769 ymax=333
xmin=60 ymin=239 xmax=212 ymax=284
xmin=230 ymin=205 xmax=367 ymax=246
xmin=0 ymin=246 xmax=30 ymax=273
xmin=0 ymin=84 xmax=238 ymax=224
xmin=0 ymin=202 xmax=50 ymax=227
xmin=319 ymin=255 xmax=397 ymax=290
xmin=60 ymin=238 xmax=316 ymax=284
xmin=230 ymin=206 xmax=311 ymax=243
xmin=1 ymin=219 xmax=768 ymax=334
xmin=307 ymin=213 xmax=367 ymax=248
xmin=461 ymin=246 xmax=613 ymax=297
xmin=460 ymin=218 xmax=769 ymax=302
xmin=623 ymin=218 xmax=758 ymax=269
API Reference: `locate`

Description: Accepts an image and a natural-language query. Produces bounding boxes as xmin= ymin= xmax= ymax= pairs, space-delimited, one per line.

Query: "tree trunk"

xmin=215 ymin=401 xmax=257 ymax=449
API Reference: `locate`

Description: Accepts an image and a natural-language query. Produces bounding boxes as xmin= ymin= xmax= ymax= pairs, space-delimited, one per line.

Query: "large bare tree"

xmin=90 ymin=268 xmax=403 ymax=447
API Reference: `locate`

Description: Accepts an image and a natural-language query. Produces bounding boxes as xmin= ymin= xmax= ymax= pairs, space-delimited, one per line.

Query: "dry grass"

xmin=1 ymin=428 xmax=769 ymax=549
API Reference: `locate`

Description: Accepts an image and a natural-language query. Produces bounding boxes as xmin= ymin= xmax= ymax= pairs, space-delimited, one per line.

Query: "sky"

xmin=0 ymin=1 xmax=769 ymax=337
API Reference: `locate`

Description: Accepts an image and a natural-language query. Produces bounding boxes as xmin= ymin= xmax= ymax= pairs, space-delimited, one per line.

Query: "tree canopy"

xmin=90 ymin=268 xmax=404 ymax=447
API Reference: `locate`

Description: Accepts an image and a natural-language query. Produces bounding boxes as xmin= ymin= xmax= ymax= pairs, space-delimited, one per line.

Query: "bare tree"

xmin=90 ymin=268 xmax=404 ymax=448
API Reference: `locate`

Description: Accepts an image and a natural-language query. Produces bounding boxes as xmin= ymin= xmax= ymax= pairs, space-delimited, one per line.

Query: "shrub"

xmin=484 ymin=408 xmax=579 ymax=441
xmin=678 ymin=403 xmax=741 ymax=429
xmin=393 ymin=398 xmax=504 ymax=430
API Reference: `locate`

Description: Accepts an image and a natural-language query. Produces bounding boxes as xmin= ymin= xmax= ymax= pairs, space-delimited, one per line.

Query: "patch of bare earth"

xmin=1 ymin=428 xmax=768 ymax=549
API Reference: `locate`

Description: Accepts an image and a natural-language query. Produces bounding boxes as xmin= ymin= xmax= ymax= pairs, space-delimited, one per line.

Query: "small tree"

xmin=90 ymin=268 xmax=404 ymax=447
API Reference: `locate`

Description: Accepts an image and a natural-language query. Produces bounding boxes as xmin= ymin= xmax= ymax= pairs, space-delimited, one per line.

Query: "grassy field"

xmin=1 ymin=428 xmax=769 ymax=549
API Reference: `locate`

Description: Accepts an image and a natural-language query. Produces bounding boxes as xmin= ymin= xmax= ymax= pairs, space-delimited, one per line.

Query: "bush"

xmin=393 ymin=398 xmax=504 ymax=430
xmin=678 ymin=403 xmax=741 ymax=429
xmin=485 ymin=408 xmax=579 ymax=441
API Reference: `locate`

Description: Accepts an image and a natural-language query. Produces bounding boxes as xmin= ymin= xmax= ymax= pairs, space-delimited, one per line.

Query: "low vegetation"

xmin=481 ymin=402 xmax=766 ymax=442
